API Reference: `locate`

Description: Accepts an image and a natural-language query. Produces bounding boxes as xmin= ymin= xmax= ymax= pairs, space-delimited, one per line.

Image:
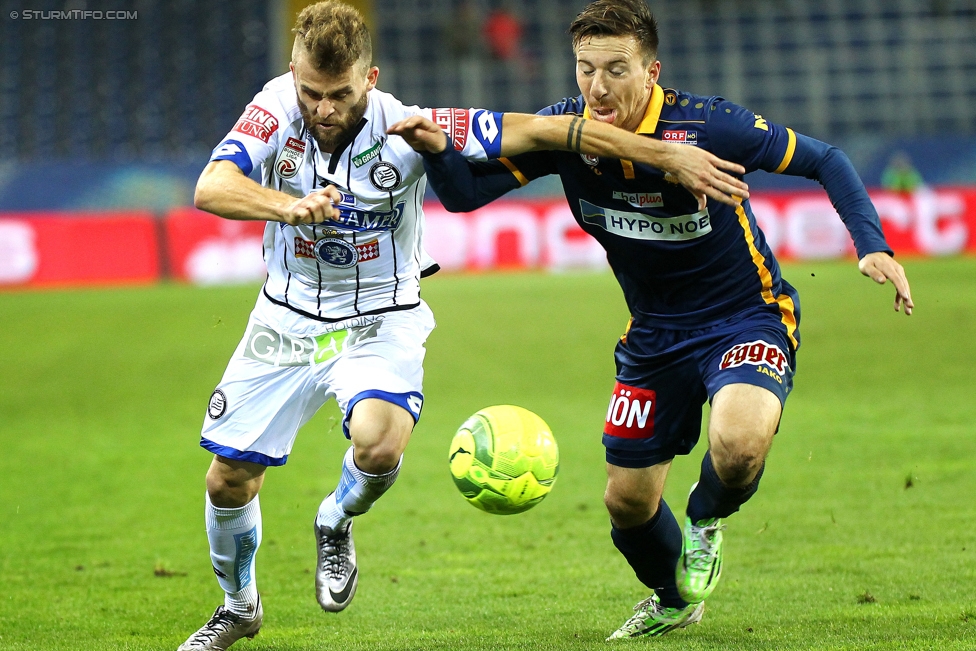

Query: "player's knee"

xmin=206 ymin=473 xmax=258 ymax=507
xmin=712 ymin=446 xmax=765 ymax=488
xmin=348 ymin=400 xmax=413 ymax=473
xmin=352 ymin=436 xmax=404 ymax=474
xmin=206 ymin=462 xmax=263 ymax=507
xmin=604 ymin=488 xmax=657 ymax=528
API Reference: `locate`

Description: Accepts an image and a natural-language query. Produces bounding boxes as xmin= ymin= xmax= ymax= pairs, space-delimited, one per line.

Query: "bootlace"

xmin=187 ymin=607 xmax=239 ymax=645
xmin=318 ymin=525 xmax=352 ymax=580
xmin=686 ymin=521 xmax=726 ymax=571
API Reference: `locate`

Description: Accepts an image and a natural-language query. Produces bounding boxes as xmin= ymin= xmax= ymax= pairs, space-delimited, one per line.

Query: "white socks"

xmin=206 ymin=493 xmax=262 ymax=617
xmin=316 ymin=446 xmax=401 ymax=530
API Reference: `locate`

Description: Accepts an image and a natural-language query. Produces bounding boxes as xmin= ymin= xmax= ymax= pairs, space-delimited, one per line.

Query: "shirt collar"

xmin=582 ymin=84 xmax=664 ymax=135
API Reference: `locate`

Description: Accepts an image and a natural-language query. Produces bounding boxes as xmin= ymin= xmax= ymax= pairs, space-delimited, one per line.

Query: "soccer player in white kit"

xmin=177 ymin=2 xmax=751 ymax=649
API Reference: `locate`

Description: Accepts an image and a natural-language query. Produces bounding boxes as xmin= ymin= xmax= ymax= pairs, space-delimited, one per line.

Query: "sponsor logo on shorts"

xmin=580 ymin=199 xmax=711 ymax=241
xmin=662 ymin=129 xmax=697 ymax=145
xmin=243 ymin=319 xmax=383 ymax=367
xmin=233 ymin=105 xmax=279 ymax=143
xmin=208 ymin=389 xmax=227 ymax=419
xmin=315 ymin=238 xmax=358 ymax=268
xmin=406 ymin=394 xmax=423 ymax=415
xmin=604 ymin=382 xmax=655 ymax=439
xmin=431 ymin=108 xmax=469 ymax=151
xmin=719 ymin=340 xmax=790 ymax=381
xmin=613 ymin=191 xmax=663 ymax=208
xmin=369 ymin=161 xmax=401 ymax=191
xmin=275 ymin=137 xmax=306 ymax=178
xmin=581 ymin=153 xmax=599 ymax=166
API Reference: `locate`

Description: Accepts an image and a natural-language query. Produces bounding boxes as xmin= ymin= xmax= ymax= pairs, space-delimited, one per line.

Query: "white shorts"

xmin=200 ymin=295 xmax=436 ymax=466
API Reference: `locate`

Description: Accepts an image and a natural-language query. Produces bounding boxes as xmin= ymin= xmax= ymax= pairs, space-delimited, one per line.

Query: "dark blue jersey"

xmin=422 ymin=85 xmax=893 ymax=345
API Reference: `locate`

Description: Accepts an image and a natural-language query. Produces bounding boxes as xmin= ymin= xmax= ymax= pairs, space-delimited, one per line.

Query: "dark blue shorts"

xmin=602 ymin=302 xmax=800 ymax=469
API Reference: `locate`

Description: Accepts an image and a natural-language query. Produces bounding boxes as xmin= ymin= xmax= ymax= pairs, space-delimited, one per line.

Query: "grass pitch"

xmin=1 ymin=257 xmax=974 ymax=650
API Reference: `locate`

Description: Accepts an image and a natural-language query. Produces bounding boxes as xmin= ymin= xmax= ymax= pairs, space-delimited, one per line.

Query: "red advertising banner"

xmin=0 ymin=212 xmax=159 ymax=288
xmin=2 ymin=188 xmax=973 ymax=289
xmin=422 ymin=188 xmax=976 ymax=270
xmin=164 ymin=207 xmax=267 ymax=284
xmin=749 ymin=187 xmax=976 ymax=259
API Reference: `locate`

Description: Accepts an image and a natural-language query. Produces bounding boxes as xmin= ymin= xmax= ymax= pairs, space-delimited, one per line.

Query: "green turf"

xmin=1 ymin=257 xmax=974 ymax=650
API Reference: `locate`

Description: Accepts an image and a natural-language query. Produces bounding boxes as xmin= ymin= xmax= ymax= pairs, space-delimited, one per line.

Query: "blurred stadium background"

xmin=0 ymin=0 xmax=974 ymax=287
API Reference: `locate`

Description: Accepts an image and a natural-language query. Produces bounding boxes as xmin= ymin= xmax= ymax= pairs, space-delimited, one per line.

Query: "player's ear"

xmin=365 ymin=66 xmax=379 ymax=91
xmin=646 ymin=59 xmax=661 ymax=88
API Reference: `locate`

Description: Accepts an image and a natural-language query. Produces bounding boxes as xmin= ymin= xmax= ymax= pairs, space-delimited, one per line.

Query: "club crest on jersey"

xmin=369 ymin=161 xmax=401 ymax=191
xmin=208 ymin=389 xmax=227 ymax=420
xmin=604 ymin=382 xmax=655 ymax=439
xmin=275 ymin=137 xmax=306 ymax=179
xmin=581 ymin=153 xmax=599 ymax=166
xmin=662 ymin=129 xmax=698 ymax=145
xmin=719 ymin=340 xmax=790 ymax=376
xmin=314 ymin=238 xmax=359 ymax=268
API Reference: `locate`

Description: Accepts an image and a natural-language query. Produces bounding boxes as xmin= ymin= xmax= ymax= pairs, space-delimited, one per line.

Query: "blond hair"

xmin=292 ymin=1 xmax=372 ymax=75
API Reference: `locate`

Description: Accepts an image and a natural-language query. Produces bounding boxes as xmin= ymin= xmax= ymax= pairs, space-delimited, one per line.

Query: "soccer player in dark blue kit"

xmin=389 ymin=0 xmax=914 ymax=640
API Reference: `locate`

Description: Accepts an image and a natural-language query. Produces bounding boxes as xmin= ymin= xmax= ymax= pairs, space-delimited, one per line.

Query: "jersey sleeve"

xmin=420 ymin=108 xmax=506 ymax=160
xmin=210 ymin=89 xmax=288 ymax=176
xmin=707 ymin=98 xmax=892 ymax=258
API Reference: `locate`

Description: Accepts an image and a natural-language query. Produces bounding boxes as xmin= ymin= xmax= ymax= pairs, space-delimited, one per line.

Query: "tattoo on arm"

xmin=567 ymin=117 xmax=585 ymax=153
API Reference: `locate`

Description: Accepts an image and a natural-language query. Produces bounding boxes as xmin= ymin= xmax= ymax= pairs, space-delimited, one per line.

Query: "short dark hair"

xmin=569 ymin=0 xmax=659 ymax=64
xmin=292 ymin=1 xmax=372 ymax=76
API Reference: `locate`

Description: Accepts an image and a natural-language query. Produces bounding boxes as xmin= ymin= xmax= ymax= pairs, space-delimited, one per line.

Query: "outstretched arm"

xmin=779 ymin=135 xmax=913 ymax=316
xmin=388 ymin=113 xmax=750 ymax=207
xmin=499 ymin=113 xmax=749 ymax=206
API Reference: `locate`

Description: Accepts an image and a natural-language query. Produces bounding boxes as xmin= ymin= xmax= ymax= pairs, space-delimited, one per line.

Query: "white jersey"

xmin=211 ymin=73 xmax=503 ymax=322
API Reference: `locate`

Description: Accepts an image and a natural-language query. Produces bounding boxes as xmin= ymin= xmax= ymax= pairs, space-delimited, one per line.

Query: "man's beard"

xmin=299 ymin=92 xmax=369 ymax=152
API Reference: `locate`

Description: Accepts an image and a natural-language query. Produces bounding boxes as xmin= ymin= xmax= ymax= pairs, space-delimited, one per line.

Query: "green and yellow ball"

xmin=448 ymin=405 xmax=559 ymax=515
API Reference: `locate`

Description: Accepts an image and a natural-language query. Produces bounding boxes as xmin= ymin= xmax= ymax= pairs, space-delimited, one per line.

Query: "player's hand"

xmin=858 ymin=251 xmax=914 ymax=315
xmin=663 ymin=145 xmax=749 ymax=207
xmin=387 ymin=116 xmax=449 ymax=154
xmin=282 ymin=185 xmax=342 ymax=226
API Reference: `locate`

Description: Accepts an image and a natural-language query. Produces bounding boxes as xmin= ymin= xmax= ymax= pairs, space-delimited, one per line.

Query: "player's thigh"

xmin=326 ymin=305 xmax=434 ymax=445
xmin=700 ymin=314 xmax=796 ymax=473
xmin=202 ymin=319 xmax=327 ymax=467
xmin=603 ymin=330 xmax=708 ymax=470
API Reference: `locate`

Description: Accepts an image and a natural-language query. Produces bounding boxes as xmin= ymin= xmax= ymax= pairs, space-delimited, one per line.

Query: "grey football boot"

xmin=314 ymin=518 xmax=358 ymax=611
xmin=177 ymin=598 xmax=262 ymax=650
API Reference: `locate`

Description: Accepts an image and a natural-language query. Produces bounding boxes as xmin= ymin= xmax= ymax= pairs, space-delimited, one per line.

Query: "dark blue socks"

xmin=686 ymin=450 xmax=764 ymax=524
xmin=610 ymin=499 xmax=687 ymax=608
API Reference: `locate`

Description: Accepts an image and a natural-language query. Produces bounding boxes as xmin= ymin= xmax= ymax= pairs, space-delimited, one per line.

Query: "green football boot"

xmin=606 ymin=594 xmax=704 ymax=640
xmin=676 ymin=513 xmax=726 ymax=603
